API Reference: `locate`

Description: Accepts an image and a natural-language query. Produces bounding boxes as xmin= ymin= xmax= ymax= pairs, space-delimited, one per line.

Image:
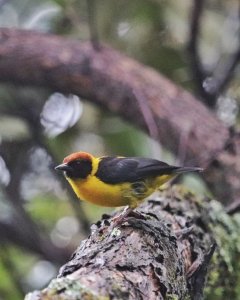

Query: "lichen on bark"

xmin=25 ymin=185 xmax=240 ymax=300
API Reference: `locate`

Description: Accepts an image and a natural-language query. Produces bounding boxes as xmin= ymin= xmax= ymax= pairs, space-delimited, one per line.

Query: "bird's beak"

xmin=55 ymin=163 xmax=72 ymax=172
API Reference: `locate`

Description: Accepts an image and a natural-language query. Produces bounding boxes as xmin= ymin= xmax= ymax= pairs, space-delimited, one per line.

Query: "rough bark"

xmin=0 ymin=29 xmax=240 ymax=210
xmin=25 ymin=186 xmax=240 ymax=300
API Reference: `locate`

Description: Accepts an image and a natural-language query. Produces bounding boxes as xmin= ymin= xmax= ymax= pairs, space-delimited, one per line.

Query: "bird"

xmin=55 ymin=151 xmax=203 ymax=226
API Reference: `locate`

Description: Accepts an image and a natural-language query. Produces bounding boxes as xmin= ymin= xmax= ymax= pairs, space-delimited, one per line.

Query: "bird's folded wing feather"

xmin=95 ymin=157 xmax=178 ymax=183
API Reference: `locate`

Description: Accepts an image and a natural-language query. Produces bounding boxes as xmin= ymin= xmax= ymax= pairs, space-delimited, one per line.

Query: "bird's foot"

xmin=95 ymin=207 xmax=146 ymax=236
xmin=110 ymin=206 xmax=133 ymax=229
xmin=175 ymin=226 xmax=194 ymax=239
xmin=109 ymin=207 xmax=146 ymax=232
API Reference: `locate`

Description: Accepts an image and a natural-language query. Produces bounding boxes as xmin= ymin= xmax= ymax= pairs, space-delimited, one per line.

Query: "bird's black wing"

xmin=95 ymin=156 xmax=179 ymax=184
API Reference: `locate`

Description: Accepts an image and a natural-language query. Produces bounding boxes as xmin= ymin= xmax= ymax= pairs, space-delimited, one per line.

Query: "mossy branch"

xmin=25 ymin=186 xmax=240 ymax=300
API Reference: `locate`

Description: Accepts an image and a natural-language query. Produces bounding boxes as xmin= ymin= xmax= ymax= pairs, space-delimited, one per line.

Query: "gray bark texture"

xmin=25 ymin=186 xmax=240 ymax=300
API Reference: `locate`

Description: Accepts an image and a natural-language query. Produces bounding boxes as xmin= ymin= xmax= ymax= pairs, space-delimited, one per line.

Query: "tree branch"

xmin=25 ymin=186 xmax=240 ymax=300
xmin=1 ymin=28 xmax=240 ymax=209
xmin=0 ymin=28 xmax=229 ymax=165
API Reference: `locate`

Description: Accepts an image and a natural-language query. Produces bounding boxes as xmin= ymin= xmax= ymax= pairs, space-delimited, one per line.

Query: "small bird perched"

xmin=56 ymin=152 xmax=202 ymax=224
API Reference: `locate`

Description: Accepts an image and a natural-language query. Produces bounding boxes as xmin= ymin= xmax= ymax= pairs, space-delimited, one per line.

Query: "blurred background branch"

xmin=188 ymin=0 xmax=240 ymax=108
xmin=87 ymin=0 xmax=100 ymax=50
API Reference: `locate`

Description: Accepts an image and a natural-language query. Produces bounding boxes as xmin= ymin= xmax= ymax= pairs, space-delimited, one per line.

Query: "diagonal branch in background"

xmin=133 ymin=89 xmax=161 ymax=158
xmin=212 ymin=0 xmax=240 ymax=96
xmin=0 ymin=92 xmax=91 ymax=234
xmin=0 ymin=28 xmax=228 ymax=165
xmin=187 ymin=0 xmax=210 ymax=105
xmin=87 ymin=0 xmax=100 ymax=51
xmin=0 ymin=219 xmax=70 ymax=264
xmin=0 ymin=28 xmax=240 ymax=209
xmin=0 ymin=139 xmax=77 ymax=264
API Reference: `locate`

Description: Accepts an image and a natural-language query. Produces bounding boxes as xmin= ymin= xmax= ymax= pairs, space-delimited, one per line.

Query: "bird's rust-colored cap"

xmin=63 ymin=151 xmax=93 ymax=164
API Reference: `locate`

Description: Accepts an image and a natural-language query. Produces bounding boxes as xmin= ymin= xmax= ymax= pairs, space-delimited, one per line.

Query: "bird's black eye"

xmin=66 ymin=159 xmax=92 ymax=179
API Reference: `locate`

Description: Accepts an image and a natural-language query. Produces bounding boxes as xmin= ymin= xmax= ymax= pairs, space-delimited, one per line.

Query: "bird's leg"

xmin=109 ymin=205 xmax=146 ymax=232
xmin=111 ymin=205 xmax=133 ymax=227
xmin=97 ymin=206 xmax=133 ymax=235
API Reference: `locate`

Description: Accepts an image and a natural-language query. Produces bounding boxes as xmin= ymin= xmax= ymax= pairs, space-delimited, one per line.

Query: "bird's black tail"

xmin=174 ymin=166 xmax=203 ymax=174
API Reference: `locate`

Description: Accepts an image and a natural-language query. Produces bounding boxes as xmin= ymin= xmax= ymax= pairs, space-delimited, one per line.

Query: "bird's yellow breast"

xmin=66 ymin=174 xmax=173 ymax=208
xmin=66 ymin=175 xmax=131 ymax=207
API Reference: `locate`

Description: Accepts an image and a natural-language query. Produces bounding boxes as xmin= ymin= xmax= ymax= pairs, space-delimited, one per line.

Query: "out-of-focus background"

xmin=0 ymin=0 xmax=239 ymax=298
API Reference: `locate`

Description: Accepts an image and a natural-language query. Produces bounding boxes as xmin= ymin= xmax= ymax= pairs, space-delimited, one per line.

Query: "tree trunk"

xmin=25 ymin=186 xmax=240 ymax=300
